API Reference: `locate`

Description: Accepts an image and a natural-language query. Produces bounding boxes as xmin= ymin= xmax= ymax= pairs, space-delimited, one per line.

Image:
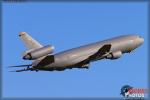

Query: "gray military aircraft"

xmin=10 ymin=32 xmax=144 ymax=72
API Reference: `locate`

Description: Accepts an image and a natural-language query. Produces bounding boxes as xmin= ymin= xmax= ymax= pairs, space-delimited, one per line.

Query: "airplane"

xmin=9 ymin=32 xmax=144 ymax=72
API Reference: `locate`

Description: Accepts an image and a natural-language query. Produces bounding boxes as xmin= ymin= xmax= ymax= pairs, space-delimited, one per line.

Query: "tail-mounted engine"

xmin=22 ymin=45 xmax=55 ymax=60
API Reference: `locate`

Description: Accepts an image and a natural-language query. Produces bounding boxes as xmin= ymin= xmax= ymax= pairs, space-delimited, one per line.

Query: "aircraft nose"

xmin=138 ymin=36 xmax=144 ymax=45
xmin=136 ymin=36 xmax=144 ymax=46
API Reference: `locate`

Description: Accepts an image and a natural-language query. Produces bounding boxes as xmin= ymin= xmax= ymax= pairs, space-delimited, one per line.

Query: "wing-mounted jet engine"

xmin=106 ymin=51 xmax=122 ymax=59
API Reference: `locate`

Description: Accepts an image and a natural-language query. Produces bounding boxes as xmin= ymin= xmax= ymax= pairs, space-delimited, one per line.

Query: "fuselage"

xmin=33 ymin=35 xmax=144 ymax=70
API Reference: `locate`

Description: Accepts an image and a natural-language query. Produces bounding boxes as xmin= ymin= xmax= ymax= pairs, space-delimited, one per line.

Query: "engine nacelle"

xmin=23 ymin=45 xmax=54 ymax=60
xmin=106 ymin=51 xmax=122 ymax=59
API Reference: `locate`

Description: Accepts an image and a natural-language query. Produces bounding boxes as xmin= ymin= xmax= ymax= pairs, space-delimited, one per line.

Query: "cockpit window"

xmin=139 ymin=36 xmax=142 ymax=38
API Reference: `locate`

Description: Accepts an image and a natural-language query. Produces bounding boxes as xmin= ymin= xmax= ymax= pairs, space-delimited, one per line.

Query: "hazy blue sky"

xmin=2 ymin=2 xmax=148 ymax=98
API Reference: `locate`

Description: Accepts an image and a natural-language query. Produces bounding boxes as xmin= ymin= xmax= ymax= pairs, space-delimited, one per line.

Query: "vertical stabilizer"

xmin=19 ymin=32 xmax=43 ymax=50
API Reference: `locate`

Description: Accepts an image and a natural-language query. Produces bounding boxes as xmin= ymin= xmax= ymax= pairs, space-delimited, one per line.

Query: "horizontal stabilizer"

xmin=8 ymin=64 xmax=32 ymax=68
xmin=10 ymin=68 xmax=35 ymax=72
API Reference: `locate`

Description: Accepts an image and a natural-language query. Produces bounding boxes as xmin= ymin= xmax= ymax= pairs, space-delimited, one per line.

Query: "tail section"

xmin=19 ymin=32 xmax=43 ymax=50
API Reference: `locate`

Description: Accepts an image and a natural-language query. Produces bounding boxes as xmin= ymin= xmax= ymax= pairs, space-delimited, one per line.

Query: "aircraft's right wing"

xmin=76 ymin=44 xmax=111 ymax=66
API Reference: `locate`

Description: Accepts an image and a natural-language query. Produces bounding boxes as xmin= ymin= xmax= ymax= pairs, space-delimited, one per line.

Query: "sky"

xmin=2 ymin=2 xmax=148 ymax=98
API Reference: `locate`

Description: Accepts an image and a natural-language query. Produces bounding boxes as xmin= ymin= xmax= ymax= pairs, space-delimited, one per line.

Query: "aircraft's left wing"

xmin=76 ymin=44 xmax=111 ymax=66
xmin=88 ymin=44 xmax=111 ymax=61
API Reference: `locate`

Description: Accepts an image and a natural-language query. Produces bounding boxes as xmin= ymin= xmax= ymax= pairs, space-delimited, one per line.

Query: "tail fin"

xmin=19 ymin=32 xmax=43 ymax=50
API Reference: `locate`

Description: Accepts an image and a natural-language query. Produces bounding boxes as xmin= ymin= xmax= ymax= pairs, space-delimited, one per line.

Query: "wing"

xmin=88 ymin=44 xmax=111 ymax=61
xmin=76 ymin=44 xmax=111 ymax=66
